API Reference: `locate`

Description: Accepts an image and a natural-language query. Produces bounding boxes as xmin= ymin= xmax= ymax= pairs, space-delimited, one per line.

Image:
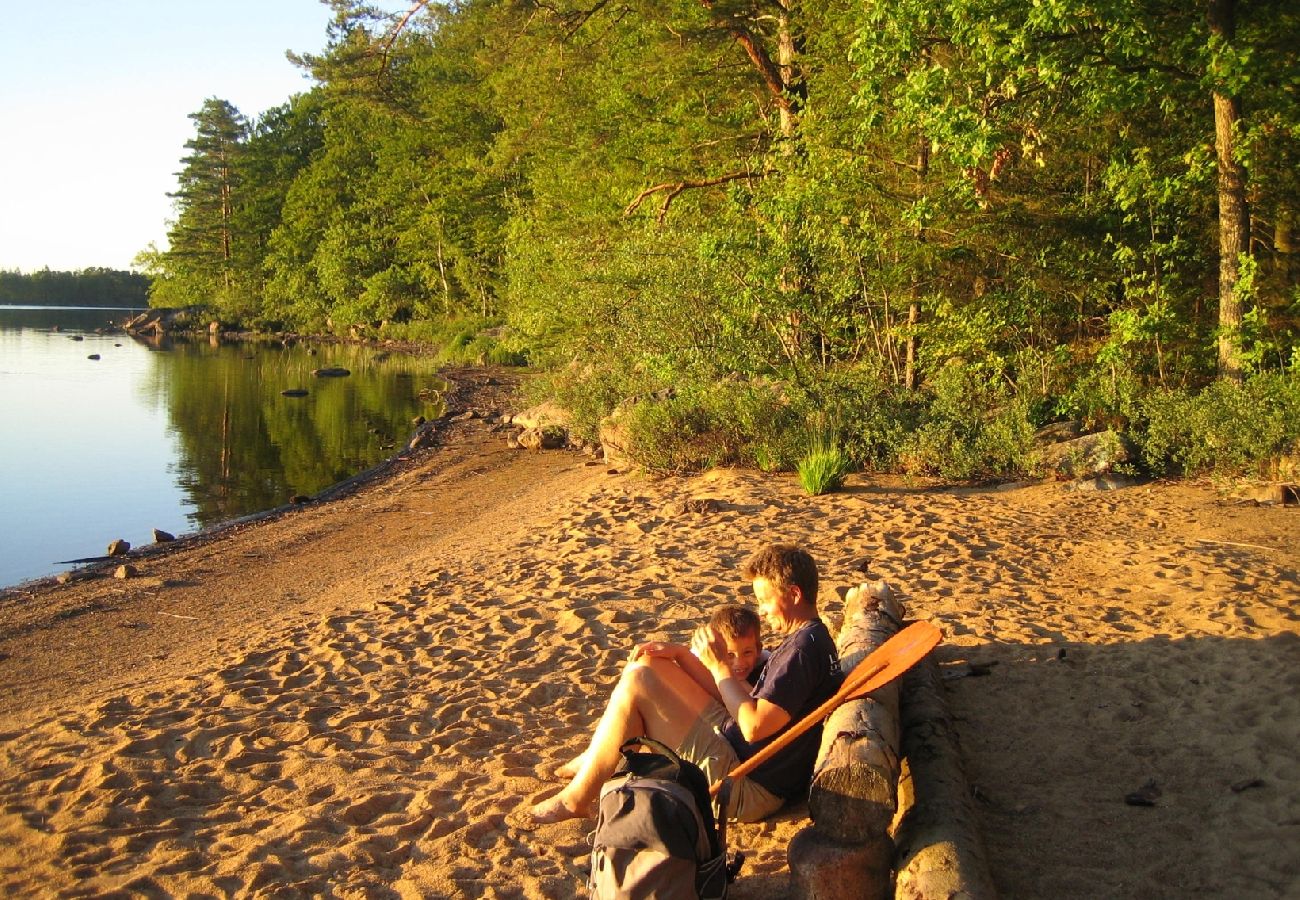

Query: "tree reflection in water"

xmin=140 ymin=337 xmax=445 ymax=527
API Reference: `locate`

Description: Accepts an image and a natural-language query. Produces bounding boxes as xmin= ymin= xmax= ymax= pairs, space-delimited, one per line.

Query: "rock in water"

xmin=312 ymin=367 xmax=351 ymax=377
xmin=107 ymin=538 xmax=131 ymax=556
xmin=87 ymin=354 xmax=101 ymax=360
xmin=152 ymin=529 xmax=175 ymax=543
xmin=281 ymin=388 xmax=309 ymax=397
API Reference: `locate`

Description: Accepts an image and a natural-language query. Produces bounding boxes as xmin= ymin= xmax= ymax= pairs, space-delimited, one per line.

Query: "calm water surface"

xmin=0 ymin=306 xmax=446 ymax=589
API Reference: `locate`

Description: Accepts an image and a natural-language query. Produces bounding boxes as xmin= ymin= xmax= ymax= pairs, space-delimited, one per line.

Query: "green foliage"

xmin=134 ymin=0 xmax=1300 ymax=482
xmin=0 ymin=268 xmax=150 ymax=307
xmin=897 ymin=362 xmax=1037 ymax=481
xmin=1136 ymin=373 xmax=1300 ymax=477
xmin=797 ymin=417 xmax=854 ymax=495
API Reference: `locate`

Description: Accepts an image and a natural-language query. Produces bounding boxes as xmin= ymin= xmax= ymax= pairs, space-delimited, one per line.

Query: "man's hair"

xmin=708 ymin=604 xmax=761 ymax=643
xmin=742 ymin=544 xmax=819 ymax=608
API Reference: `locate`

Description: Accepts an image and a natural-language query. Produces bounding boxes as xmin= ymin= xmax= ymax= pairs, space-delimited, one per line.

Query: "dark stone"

xmin=152 ymin=529 xmax=176 ymax=543
xmin=289 ymin=494 xmax=312 ymax=505
xmin=107 ymin=539 xmax=131 ymax=556
xmin=87 ymin=354 xmax=100 ymax=360
xmin=70 ymin=335 xmax=84 ymax=341
xmin=281 ymin=388 xmax=309 ymax=398
xmin=1124 ymin=779 xmax=1161 ymax=807
xmin=312 ymin=367 xmax=351 ymax=377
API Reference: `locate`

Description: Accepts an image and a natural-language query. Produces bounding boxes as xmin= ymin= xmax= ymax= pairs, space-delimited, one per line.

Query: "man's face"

xmin=753 ymin=575 xmax=796 ymax=632
xmin=720 ymin=632 xmax=761 ymax=681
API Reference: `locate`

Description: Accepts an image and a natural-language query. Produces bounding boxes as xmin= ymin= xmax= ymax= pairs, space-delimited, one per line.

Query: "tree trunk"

xmin=789 ymin=583 xmax=904 ymax=898
xmin=805 ymin=585 xmax=905 ymax=842
xmin=905 ymin=134 xmax=930 ymax=390
xmin=1208 ymin=0 xmax=1250 ymax=382
xmin=892 ymin=656 xmax=999 ymax=900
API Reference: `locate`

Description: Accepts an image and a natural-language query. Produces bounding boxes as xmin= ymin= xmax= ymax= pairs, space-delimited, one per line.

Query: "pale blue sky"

xmin=0 ymin=0 xmax=392 ymax=273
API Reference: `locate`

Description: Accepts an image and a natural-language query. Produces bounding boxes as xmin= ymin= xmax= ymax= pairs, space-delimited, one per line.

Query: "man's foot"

xmin=515 ymin=793 xmax=589 ymax=829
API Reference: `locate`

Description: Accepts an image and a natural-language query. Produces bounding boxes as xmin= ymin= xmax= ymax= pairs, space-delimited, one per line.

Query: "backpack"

xmin=588 ymin=737 xmax=740 ymax=899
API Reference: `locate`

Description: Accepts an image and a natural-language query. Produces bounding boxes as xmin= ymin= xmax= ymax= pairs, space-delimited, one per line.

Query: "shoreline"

xmin=0 ymin=369 xmax=1297 ymax=897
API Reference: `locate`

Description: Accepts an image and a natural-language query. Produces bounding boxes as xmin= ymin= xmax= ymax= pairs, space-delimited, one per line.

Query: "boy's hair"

xmin=708 ymin=604 xmax=761 ymax=643
xmin=742 ymin=544 xmax=819 ymax=608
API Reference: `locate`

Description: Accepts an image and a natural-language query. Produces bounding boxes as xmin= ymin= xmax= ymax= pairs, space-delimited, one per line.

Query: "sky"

xmin=0 ymin=0 xmax=342 ymax=273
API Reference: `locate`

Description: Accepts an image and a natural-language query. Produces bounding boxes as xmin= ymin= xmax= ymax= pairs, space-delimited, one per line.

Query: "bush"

xmin=608 ymin=378 xmax=804 ymax=475
xmin=896 ymin=362 xmax=1037 ymax=481
xmin=1136 ymin=373 xmax=1300 ymax=477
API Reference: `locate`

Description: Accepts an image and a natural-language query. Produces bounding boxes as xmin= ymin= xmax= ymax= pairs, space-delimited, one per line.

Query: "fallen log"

xmin=789 ymin=830 xmax=892 ymax=900
xmin=892 ymin=655 xmax=998 ymax=899
xmin=789 ymin=581 xmax=905 ymax=898
xmin=805 ymin=582 xmax=905 ymax=841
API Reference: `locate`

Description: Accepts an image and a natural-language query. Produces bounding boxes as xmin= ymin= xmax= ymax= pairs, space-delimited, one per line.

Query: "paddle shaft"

xmin=709 ymin=659 xmax=887 ymax=796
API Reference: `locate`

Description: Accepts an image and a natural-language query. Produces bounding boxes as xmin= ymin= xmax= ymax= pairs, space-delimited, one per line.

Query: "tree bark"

xmin=892 ymin=656 xmax=999 ymax=900
xmin=805 ymin=584 xmax=905 ymax=842
xmin=1208 ymin=0 xmax=1250 ymax=382
xmin=789 ymin=583 xmax=904 ymax=898
xmin=789 ymin=829 xmax=893 ymax=900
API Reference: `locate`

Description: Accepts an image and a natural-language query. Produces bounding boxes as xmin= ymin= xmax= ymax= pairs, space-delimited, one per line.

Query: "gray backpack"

xmin=588 ymin=738 xmax=739 ymax=899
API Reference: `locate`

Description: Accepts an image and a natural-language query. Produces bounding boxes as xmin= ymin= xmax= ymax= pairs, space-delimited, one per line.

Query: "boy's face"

xmin=720 ymin=631 xmax=761 ymax=680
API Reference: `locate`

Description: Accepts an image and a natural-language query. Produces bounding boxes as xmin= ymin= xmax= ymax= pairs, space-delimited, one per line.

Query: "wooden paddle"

xmin=709 ymin=619 xmax=942 ymax=797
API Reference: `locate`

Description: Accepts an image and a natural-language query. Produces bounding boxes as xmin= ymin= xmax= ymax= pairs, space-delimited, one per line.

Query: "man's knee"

xmin=622 ymin=656 xmax=673 ymax=696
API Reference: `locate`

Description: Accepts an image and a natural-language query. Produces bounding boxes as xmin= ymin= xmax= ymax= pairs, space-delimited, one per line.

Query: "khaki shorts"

xmin=678 ymin=701 xmax=784 ymax=823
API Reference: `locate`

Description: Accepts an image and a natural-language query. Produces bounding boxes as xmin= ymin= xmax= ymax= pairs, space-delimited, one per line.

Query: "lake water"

xmin=0 ymin=306 xmax=447 ymax=590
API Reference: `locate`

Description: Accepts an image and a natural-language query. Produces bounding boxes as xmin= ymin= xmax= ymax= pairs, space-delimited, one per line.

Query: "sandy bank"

xmin=1 ymin=370 xmax=1297 ymax=898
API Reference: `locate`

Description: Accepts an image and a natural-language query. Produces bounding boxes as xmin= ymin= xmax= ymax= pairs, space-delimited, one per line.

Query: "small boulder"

xmin=113 ymin=564 xmax=137 ymax=580
xmin=152 ymin=529 xmax=175 ymax=543
xmin=1036 ymin=430 xmax=1132 ymax=480
xmin=87 ymin=354 xmax=101 ymax=360
xmin=1033 ymin=420 xmax=1084 ymax=446
xmin=281 ymin=388 xmax=309 ymax=398
xmin=510 ymin=401 xmax=572 ymax=431
xmin=312 ymin=367 xmax=351 ymax=378
xmin=107 ymin=538 xmax=131 ymax=556
xmin=517 ymin=425 xmax=568 ymax=451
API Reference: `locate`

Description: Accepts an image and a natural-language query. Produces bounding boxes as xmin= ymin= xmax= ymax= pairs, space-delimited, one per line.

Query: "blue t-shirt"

xmin=721 ymin=619 xmax=843 ymax=801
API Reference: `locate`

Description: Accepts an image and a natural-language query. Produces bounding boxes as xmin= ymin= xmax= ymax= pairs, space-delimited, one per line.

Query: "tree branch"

xmin=698 ymin=0 xmax=793 ymax=115
xmin=624 ymin=170 xmax=766 ymax=223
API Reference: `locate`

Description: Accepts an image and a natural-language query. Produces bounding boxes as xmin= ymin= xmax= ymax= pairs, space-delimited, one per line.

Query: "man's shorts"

xmin=677 ymin=700 xmax=784 ymax=823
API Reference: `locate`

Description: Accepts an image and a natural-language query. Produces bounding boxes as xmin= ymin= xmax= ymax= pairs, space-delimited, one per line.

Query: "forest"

xmin=139 ymin=0 xmax=1300 ymax=482
xmin=0 ymin=268 xmax=150 ymax=308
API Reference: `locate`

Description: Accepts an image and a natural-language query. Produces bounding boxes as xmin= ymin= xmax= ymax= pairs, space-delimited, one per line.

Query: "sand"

xmin=1 ymin=369 xmax=1297 ymax=899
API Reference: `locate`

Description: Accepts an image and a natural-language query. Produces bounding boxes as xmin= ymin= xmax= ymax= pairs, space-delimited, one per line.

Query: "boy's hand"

xmin=630 ymin=641 xmax=681 ymax=663
xmin=695 ymin=626 xmax=731 ymax=681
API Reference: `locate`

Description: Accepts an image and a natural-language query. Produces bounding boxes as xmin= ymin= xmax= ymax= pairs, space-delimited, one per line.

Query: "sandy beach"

xmin=1 ymin=369 xmax=1297 ymax=899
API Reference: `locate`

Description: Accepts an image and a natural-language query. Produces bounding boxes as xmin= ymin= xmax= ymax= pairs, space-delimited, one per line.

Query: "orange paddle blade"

xmin=838 ymin=619 xmax=943 ymax=703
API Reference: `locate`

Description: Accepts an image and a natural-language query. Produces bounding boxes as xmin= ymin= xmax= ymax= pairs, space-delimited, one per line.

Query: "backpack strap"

xmin=618 ymin=736 xmax=682 ymax=762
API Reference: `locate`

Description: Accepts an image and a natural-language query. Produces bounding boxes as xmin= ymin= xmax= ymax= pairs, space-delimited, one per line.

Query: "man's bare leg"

xmin=524 ymin=656 xmax=715 ymax=824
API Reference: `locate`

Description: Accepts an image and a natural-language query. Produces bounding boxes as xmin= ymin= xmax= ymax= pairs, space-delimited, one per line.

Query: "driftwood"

xmin=892 ymin=656 xmax=998 ymax=900
xmin=806 ymin=584 xmax=905 ymax=841
xmin=789 ymin=582 xmax=905 ymax=899
xmin=789 ymin=829 xmax=893 ymax=900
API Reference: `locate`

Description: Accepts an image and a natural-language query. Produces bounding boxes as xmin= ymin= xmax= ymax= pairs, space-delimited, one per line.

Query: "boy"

xmin=552 ymin=604 xmax=764 ymax=781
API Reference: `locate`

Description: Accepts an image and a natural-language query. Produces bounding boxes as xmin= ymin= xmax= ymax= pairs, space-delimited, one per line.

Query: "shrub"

xmin=896 ymin=361 xmax=1037 ymax=481
xmin=1136 ymin=373 xmax=1300 ymax=477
